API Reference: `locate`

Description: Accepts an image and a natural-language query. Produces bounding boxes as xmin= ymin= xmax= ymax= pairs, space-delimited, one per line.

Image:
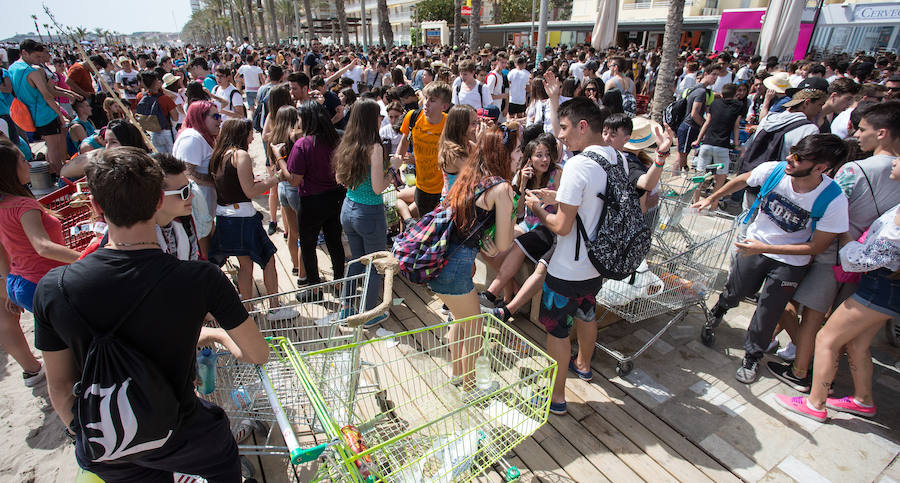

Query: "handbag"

xmin=833 ymin=164 xmax=878 ymax=283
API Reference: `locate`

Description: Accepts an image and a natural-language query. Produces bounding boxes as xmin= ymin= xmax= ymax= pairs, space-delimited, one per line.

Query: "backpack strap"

xmin=853 ymin=161 xmax=881 ymax=216
xmin=742 ymin=161 xmax=787 ymax=225
xmin=808 ymin=179 xmax=842 ymax=239
xmin=57 ymin=262 xmax=176 ymax=338
xmin=409 ymin=109 xmax=421 ymax=132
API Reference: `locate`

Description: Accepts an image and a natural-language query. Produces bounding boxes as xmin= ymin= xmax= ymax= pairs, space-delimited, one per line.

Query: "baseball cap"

xmin=783 ymin=88 xmax=827 ymax=108
xmin=785 ymin=76 xmax=829 ymax=97
xmin=477 ymin=105 xmax=501 ymax=120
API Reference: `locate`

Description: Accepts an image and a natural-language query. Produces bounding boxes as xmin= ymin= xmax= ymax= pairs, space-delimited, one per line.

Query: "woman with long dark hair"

xmin=438 ymin=104 xmax=478 ymax=198
xmin=267 ymin=105 xmax=305 ymax=283
xmin=208 ymin=119 xmax=292 ymax=320
xmin=333 ymin=99 xmax=402 ymax=326
xmin=0 ymin=137 xmax=80 ymax=386
xmin=428 ymin=127 xmax=520 ymax=388
xmin=261 ymin=84 xmax=294 ymax=239
xmin=281 ymin=100 xmax=345 ymax=285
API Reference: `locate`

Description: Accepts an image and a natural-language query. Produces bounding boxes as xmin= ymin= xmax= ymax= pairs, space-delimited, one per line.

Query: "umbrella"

xmin=757 ymin=0 xmax=805 ymax=63
xmin=591 ymin=0 xmax=618 ymax=50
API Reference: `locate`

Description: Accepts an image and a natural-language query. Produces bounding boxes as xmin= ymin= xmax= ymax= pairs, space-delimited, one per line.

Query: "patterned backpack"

xmin=393 ymin=176 xmax=506 ymax=284
xmin=575 ymin=150 xmax=651 ymax=281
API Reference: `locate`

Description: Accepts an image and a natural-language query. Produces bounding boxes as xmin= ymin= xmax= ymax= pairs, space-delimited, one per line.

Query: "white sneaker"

xmin=776 ymin=342 xmax=797 ymax=362
xmin=267 ymin=306 xmax=298 ymax=321
xmin=23 ymin=362 xmax=45 ymax=387
xmin=765 ymin=339 xmax=780 ymax=353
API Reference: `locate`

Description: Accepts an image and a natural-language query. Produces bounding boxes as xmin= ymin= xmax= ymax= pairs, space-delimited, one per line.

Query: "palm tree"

xmin=73 ymin=26 xmax=89 ymax=43
xmin=31 ymin=15 xmax=44 ymax=43
xmin=303 ymin=0 xmax=315 ymax=43
xmin=469 ymin=0 xmax=482 ymax=47
xmin=377 ymin=0 xmax=392 ymax=46
xmin=255 ymin=0 xmax=267 ymax=43
xmin=650 ymin=0 xmax=687 ymax=122
xmin=335 ymin=0 xmax=350 ymax=45
xmin=266 ymin=0 xmax=278 ymax=43
xmin=453 ymin=0 xmax=463 ymax=46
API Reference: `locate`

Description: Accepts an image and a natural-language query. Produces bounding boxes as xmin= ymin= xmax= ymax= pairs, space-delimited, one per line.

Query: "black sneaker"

xmin=478 ymin=291 xmax=500 ymax=309
xmin=767 ymin=361 xmax=811 ymax=393
xmin=735 ymin=356 xmax=760 ymax=384
xmin=267 ymin=222 xmax=277 ymax=236
xmin=490 ymin=305 xmax=511 ymax=321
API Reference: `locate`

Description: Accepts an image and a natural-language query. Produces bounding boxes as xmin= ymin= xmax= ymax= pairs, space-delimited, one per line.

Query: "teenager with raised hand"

xmin=429 ymin=126 xmax=520 ymax=389
xmin=334 ymin=99 xmax=404 ymax=327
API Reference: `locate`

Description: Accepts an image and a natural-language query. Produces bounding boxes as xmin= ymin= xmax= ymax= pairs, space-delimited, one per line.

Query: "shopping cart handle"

xmin=292 ymin=442 xmax=329 ymax=464
xmin=345 ymin=251 xmax=399 ymax=328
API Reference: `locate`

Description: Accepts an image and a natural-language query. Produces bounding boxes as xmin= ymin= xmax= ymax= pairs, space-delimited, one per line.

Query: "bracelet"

xmin=656 ymin=150 xmax=670 ymax=157
xmin=654 ymin=158 xmax=666 ymax=167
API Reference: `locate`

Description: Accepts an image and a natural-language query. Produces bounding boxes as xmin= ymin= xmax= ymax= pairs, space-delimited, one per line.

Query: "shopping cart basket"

xmin=595 ymin=198 xmax=741 ymax=376
xmin=382 ymin=186 xmax=401 ymax=234
xmin=241 ymin=252 xmax=399 ymax=351
xmin=278 ymin=313 xmax=557 ymax=482
xmin=38 ymin=178 xmax=99 ymax=252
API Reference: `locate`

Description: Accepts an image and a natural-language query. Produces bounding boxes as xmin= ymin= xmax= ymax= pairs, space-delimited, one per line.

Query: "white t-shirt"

xmin=173 ymin=128 xmax=214 ymax=174
xmin=174 ymin=90 xmax=186 ymax=125
xmin=452 ymin=80 xmax=494 ymax=110
xmin=548 ymin=145 xmax=625 ymax=281
xmin=213 ymin=84 xmax=243 ymax=113
xmin=569 ymin=62 xmax=586 ymax=81
xmin=115 ymin=69 xmax=140 ymax=99
xmin=237 ymin=65 xmax=263 ymax=92
xmin=831 ymin=107 xmax=852 ymax=139
xmin=507 ymin=68 xmax=530 ymax=105
xmin=676 ymin=72 xmax=697 ymax=98
xmin=746 ymin=161 xmax=849 ymax=266
xmin=711 ymin=71 xmax=734 ymax=94
xmin=486 ymin=70 xmax=505 ymax=98
xmin=735 ymin=65 xmax=753 ymax=82
xmin=342 ymin=65 xmax=365 ymax=93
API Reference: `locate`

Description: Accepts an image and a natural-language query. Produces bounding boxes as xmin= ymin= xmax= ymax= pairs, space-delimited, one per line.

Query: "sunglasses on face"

xmin=208 ymin=112 xmax=222 ymax=120
xmin=164 ymin=184 xmax=191 ymax=200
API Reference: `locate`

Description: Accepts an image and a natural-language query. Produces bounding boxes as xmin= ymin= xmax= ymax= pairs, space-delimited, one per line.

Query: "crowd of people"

xmin=0 ymin=34 xmax=898 ymax=480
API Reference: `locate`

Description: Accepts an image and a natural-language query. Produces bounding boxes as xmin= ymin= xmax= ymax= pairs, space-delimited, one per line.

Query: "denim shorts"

xmin=6 ymin=274 xmax=37 ymax=313
xmin=427 ymin=243 xmax=480 ymax=296
xmin=208 ymin=212 xmax=277 ymax=268
xmin=277 ymin=181 xmax=301 ymax=213
xmin=851 ymin=268 xmax=900 ymax=317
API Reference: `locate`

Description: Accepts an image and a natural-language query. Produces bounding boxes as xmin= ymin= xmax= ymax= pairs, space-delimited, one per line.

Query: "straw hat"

xmin=624 ymin=117 xmax=660 ymax=151
xmin=162 ymin=72 xmax=182 ymax=87
xmin=763 ymin=72 xmax=791 ymax=94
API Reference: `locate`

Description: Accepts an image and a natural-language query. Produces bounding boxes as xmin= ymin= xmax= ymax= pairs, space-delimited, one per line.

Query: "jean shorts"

xmin=277 ymin=181 xmax=301 ymax=213
xmin=851 ymin=268 xmax=900 ymax=317
xmin=208 ymin=212 xmax=277 ymax=268
xmin=427 ymin=243 xmax=480 ymax=296
xmin=6 ymin=274 xmax=37 ymax=313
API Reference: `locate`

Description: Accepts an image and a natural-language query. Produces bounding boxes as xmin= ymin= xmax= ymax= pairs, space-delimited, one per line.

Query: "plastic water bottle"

xmin=196 ymin=348 xmax=218 ymax=395
xmin=475 ymin=355 xmax=492 ymax=391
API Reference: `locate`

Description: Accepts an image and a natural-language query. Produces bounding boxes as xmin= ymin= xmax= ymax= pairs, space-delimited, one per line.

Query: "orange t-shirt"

xmin=66 ymin=63 xmax=93 ymax=93
xmin=400 ymin=110 xmax=446 ymax=194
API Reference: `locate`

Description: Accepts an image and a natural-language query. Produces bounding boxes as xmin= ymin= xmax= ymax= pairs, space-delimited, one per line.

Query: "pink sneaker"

xmin=774 ymin=394 xmax=826 ymax=423
xmin=826 ymin=396 xmax=877 ymax=418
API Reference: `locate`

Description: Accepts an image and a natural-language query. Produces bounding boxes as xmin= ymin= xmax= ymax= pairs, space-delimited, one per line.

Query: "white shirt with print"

xmin=746 ymin=161 xmax=849 ymax=266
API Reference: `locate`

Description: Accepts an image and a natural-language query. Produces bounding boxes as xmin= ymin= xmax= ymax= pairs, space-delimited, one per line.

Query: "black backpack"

xmin=575 ymin=150 xmax=652 ymax=281
xmin=252 ymin=88 xmax=269 ymax=132
xmin=59 ymin=266 xmax=180 ymax=463
xmin=135 ymin=93 xmax=172 ymax=131
xmin=455 ymin=82 xmax=485 ymax=108
xmin=738 ymin=118 xmax=814 ymax=174
xmin=662 ymin=86 xmax=702 ymax=129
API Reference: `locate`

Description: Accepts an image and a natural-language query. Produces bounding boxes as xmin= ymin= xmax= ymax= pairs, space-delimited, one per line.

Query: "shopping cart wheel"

xmin=700 ymin=326 xmax=716 ymax=347
xmin=886 ymin=319 xmax=900 ymax=347
xmin=616 ymin=361 xmax=633 ymax=377
xmin=505 ymin=466 xmax=521 ymax=481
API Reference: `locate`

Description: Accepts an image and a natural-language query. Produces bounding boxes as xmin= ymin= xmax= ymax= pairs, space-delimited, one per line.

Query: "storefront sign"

xmin=854 ymin=5 xmax=900 ymax=20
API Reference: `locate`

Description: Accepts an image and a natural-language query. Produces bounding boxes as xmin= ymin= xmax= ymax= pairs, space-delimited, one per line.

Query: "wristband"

xmin=656 ymin=150 xmax=670 ymax=157
xmin=654 ymin=158 xmax=666 ymax=167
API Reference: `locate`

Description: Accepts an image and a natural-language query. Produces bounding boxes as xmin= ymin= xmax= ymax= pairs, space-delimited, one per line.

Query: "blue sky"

xmin=2 ymin=0 xmax=194 ymax=40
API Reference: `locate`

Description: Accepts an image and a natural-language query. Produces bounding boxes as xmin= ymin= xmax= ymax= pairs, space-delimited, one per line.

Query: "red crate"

xmin=38 ymin=179 xmax=97 ymax=252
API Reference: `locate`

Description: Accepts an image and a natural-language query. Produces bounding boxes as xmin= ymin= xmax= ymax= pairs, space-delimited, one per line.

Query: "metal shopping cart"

xmin=277 ymin=313 xmax=557 ymax=482
xmin=382 ymin=186 xmax=402 ymax=235
xmin=201 ymin=253 xmax=400 ymax=479
xmin=595 ymin=198 xmax=742 ymax=376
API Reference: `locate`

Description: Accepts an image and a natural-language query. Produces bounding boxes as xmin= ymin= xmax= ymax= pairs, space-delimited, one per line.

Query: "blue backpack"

xmin=743 ymin=161 xmax=842 ymax=239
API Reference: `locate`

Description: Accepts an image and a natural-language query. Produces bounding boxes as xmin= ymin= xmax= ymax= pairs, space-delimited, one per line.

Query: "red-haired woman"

xmin=175 ymin=101 xmax=221 ymax=220
xmin=427 ymin=126 xmax=521 ymax=388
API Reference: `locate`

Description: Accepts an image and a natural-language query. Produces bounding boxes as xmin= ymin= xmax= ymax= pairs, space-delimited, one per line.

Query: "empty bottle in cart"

xmin=475 ymin=355 xmax=493 ymax=391
xmin=196 ymin=348 xmax=218 ymax=395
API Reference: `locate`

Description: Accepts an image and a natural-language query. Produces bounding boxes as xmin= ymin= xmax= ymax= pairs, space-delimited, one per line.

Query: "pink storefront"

xmin=714 ymin=8 xmax=814 ymax=61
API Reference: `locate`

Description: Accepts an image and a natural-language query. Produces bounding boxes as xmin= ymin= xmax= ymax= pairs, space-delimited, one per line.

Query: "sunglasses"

xmin=208 ymin=112 xmax=222 ymax=120
xmin=163 ymin=184 xmax=192 ymax=200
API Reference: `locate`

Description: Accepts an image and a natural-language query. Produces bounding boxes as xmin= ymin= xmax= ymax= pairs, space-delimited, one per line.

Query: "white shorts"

xmin=694 ymin=145 xmax=730 ymax=174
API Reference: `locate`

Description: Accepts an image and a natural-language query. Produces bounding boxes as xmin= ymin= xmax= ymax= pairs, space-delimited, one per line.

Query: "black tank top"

xmin=450 ymin=205 xmax=495 ymax=248
xmin=214 ymin=152 xmax=251 ymax=206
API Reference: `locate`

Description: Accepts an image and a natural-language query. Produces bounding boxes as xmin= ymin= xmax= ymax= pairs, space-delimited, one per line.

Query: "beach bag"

xmin=597 ymin=260 xmax=664 ymax=306
xmin=59 ymin=266 xmax=180 ymax=463
xmin=575 ymin=150 xmax=651 ymax=281
xmin=393 ymin=177 xmax=505 ymax=284
xmin=10 ymin=98 xmax=36 ymax=132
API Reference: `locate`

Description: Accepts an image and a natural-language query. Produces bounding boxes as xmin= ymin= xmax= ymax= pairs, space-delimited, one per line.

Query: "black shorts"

xmin=514 ymin=225 xmax=556 ymax=264
xmin=676 ymin=122 xmax=700 ymax=154
xmin=508 ymin=103 xmax=526 ymax=115
xmin=415 ymin=188 xmax=442 ymax=217
xmin=34 ymin=118 xmax=62 ymax=136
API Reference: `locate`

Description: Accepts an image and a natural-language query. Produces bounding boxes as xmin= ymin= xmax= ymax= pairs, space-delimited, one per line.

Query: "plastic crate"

xmin=635 ymin=94 xmax=650 ymax=115
xmin=38 ymin=179 xmax=96 ymax=252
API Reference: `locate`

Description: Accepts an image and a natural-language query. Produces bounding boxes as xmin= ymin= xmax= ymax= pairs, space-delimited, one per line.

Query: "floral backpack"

xmin=393 ymin=176 xmax=505 ymax=284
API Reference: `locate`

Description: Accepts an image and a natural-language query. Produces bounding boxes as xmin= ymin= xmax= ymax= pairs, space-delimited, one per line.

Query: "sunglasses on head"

xmin=164 ymin=184 xmax=191 ymax=200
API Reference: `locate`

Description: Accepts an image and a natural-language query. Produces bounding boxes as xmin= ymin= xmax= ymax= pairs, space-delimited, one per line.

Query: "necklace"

xmin=109 ymin=241 xmax=161 ymax=248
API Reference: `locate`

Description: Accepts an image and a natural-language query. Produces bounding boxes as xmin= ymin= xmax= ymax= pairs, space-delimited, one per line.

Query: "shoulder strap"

xmin=854 ymin=161 xmax=881 ymax=216
xmin=478 ymin=83 xmax=484 ymax=108
xmin=409 ymin=109 xmax=421 ymax=132
xmin=809 ymin=179 xmax=842 ymax=236
xmin=57 ymin=261 xmax=175 ymax=337
xmin=742 ymin=161 xmax=787 ymax=225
